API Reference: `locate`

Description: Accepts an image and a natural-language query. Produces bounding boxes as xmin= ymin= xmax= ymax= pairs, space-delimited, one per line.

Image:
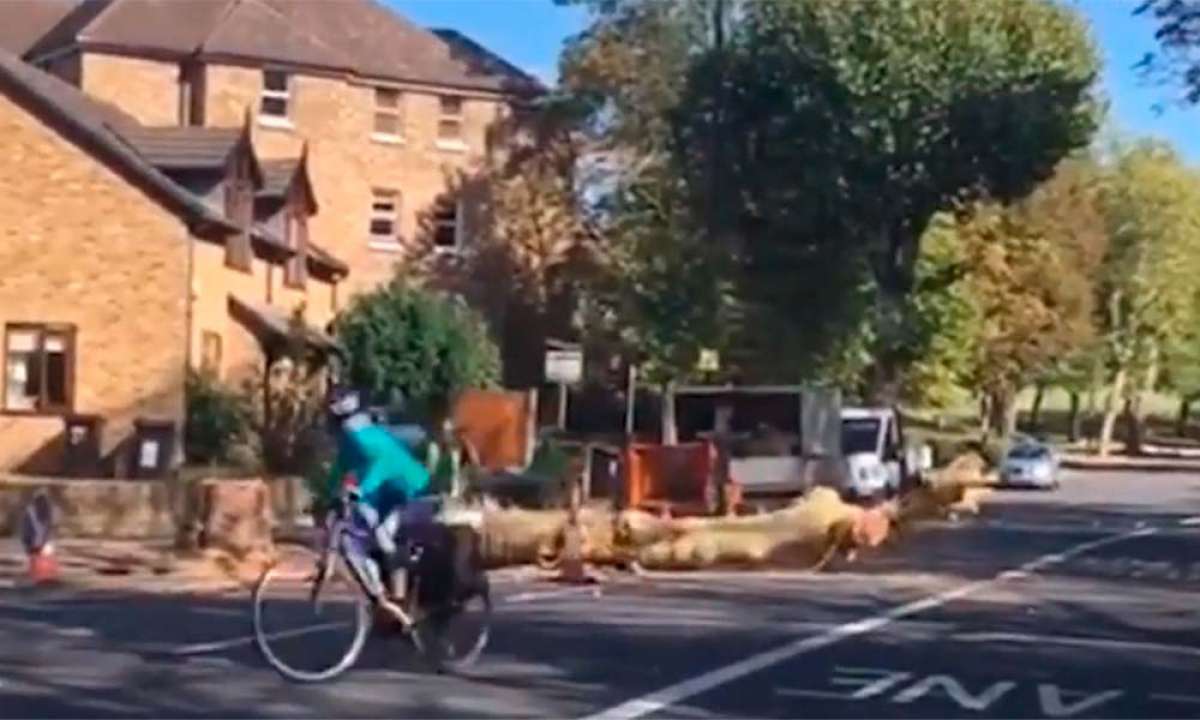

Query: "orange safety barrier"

xmin=624 ymin=441 xmax=720 ymax=515
xmin=452 ymin=389 xmax=536 ymax=472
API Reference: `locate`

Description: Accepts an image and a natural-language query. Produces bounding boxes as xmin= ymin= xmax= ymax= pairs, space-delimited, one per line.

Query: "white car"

xmin=999 ymin=441 xmax=1060 ymax=490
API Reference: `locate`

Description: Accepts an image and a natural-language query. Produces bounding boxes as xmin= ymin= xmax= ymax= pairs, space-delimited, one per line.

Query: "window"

xmin=4 ymin=324 xmax=73 ymax=413
xmin=433 ymin=198 xmax=463 ymax=252
xmin=369 ymin=189 xmax=401 ymax=251
xmin=200 ymin=331 xmax=223 ymax=376
xmin=372 ymin=87 xmax=404 ymax=140
xmin=284 ymin=211 xmax=308 ymax=288
xmin=224 ymin=158 xmax=254 ymax=271
xmin=437 ymin=95 xmax=464 ymax=147
xmin=259 ymin=70 xmax=291 ymax=124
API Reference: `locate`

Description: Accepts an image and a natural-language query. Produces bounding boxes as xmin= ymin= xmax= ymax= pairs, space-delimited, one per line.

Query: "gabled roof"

xmin=0 ymin=48 xmax=348 ymax=278
xmin=117 ymin=126 xmax=242 ymax=170
xmin=257 ymin=150 xmax=316 ymax=214
xmin=0 ymin=0 xmax=84 ymax=56
xmin=0 ymin=47 xmax=235 ymax=235
xmin=16 ymin=0 xmax=543 ymax=96
xmin=76 ymin=0 xmax=232 ymax=56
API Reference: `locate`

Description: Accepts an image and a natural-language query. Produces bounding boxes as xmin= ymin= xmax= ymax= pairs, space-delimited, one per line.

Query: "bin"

xmin=62 ymin=414 xmax=104 ymax=477
xmin=130 ymin=418 xmax=176 ymax=479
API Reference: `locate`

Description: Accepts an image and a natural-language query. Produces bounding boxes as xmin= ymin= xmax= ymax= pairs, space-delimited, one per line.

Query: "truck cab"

xmin=839 ymin=407 xmax=907 ymax=500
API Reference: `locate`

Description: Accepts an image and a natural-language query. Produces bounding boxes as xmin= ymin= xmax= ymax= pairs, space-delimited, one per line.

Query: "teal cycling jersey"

xmin=327 ymin=413 xmax=430 ymax=514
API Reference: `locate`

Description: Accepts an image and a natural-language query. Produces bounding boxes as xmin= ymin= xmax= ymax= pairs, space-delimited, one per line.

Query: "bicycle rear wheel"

xmin=409 ymin=577 xmax=492 ymax=673
xmin=406 ymin=524 xmax=492 ymax=673
xmin=252 ymin=544 xmax=371 ymax=682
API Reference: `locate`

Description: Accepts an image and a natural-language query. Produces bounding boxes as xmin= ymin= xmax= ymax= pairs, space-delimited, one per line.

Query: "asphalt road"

xmin=3 ymin=468 xmax=1200 ymax=719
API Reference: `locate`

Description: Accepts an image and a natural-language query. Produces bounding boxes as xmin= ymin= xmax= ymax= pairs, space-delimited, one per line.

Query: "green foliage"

xmin=674 ymin=0 xmax=1101 ymax=394
xmin=1099 ymin=141 xmax=1200 ymax=362
xmin=900 ymin=215 xmax=980 ymax=408
xmin=184 ymin=369 xmax=249 ymax=465
xmin=239 ymin=308 xmax=329 ymax=475
xmin=333 ymin=280 xmax=500 ymax=422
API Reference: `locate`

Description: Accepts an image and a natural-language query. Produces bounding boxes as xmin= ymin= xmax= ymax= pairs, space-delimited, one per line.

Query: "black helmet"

xmin=327 ymin=385 xmax=362 ymax=419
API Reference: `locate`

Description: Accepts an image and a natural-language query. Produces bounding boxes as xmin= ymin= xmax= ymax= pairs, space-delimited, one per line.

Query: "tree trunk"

xmin=1067 ymin=392 xmax=1082 ymax=443
xmin=1098 ymin=367 xmax=1128 ymax=458
xmin=1029 ymin=383 xmax=1047 ymax=432
xmin=979 ymin=395 xmax=992 ymax=437
xmin=1177 ymin=397 xmax=1192 ymax=438
xmin=987 ymin=388 xmax=1017 ymax=440
xmin=1127 ymin=346 xmax=1160 ymax=456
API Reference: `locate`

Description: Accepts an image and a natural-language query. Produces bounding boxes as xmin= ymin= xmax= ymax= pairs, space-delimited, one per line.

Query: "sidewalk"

xmin=0 ymin=537 xmax=243 ymax=595
xmin=1060 ymin=452 xmax=1200 ymax=473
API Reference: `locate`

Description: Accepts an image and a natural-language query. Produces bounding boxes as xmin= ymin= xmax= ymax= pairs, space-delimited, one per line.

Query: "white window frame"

xmin=371 ymin=86 xmax=405 ymax=144
xmin=432 ymin=198 xmax=464 ymax=253
xmin=368 ymin=189 xmax=402 ymax=253
xmin=435 ymin=95 xmax=467 ymax=152
xmin=258 ymin=69 xmax=293 ymax=129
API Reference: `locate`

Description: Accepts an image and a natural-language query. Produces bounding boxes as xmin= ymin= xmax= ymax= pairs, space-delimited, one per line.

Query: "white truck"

xmin=838 ymin=407 xmax=926 ymax=500
xmin=659 ymin=386 xmax=930 ymax=504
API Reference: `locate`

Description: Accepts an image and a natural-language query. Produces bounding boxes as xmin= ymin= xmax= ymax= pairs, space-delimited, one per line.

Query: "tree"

xmin=1136 ymin=0 xmax=1200 ymax=105
xmin=955 ymin=170 xmax=1103 ymax=439
xmin=332 ymin=280 xmax=500 ymax=423
xmin=899 ymin=214 xmax=980 ymax=409
xmin=1096 ymin=141 xmax=1200 ymax=455
xmin=673 ymin=0 xmax=1101 ymax=399
xmin=557 ymin=0 xmax=740 ymax=384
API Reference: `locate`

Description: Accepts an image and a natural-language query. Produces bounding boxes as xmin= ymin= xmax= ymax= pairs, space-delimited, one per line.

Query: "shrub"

xmin=332 ymin=279 xmax=501 ymax=423
xmin=184 ymin=370 xmax=250 ymax=465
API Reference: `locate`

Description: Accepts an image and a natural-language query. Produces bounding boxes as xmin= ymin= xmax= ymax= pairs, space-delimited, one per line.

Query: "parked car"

xmin=999 ymin=441 xmax=1060 ymax=490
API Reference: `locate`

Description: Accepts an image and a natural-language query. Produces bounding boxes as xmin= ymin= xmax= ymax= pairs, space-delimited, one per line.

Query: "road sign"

xmin=697 ymin=349 xmax=720 ymax=372
xmin=545 ymin=349 xmax=583 ymax=385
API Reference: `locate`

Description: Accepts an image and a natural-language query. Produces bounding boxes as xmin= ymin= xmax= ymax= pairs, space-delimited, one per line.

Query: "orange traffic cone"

xmin=28 ymin=543 xmax=60 ymax=584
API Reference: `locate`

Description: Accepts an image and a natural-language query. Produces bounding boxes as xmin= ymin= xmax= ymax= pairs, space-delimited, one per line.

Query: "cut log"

xmin=472 ymin=453 xmax=993 ymax=571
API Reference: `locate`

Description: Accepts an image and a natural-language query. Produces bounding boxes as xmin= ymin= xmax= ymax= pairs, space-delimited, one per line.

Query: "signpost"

xmin=545 ymin=345 xmax=583 ymax=430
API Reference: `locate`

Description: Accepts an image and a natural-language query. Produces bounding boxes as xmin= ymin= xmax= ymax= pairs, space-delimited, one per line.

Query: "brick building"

xmin=0 ymin=47 xmax=346 ymax=474
xmin=4 ymin=0 xmax=542 ymax=294
xmin=0 ymin=0 xmax=543 ymax=474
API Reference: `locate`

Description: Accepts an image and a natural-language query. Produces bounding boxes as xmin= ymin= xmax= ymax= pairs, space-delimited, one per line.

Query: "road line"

xmin=504 ymin=586 xmax=601 ymax=604
xmin=953 ymin=632 xmax=1200 ymax=658
xmin=1180 ymin=516 xmax=1200 ymax=527
xmin=581 ymin=526 xmax=1155 ymax=720
xmin=168 ymin=621 xmax=351 ymax=656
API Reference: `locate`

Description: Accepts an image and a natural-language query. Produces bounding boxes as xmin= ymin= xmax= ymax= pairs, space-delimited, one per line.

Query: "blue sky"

xmin=389 ymin=0 xmax=1200 ymax=163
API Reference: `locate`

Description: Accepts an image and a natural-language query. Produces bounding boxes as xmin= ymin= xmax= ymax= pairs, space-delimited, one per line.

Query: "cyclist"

xmin=325 ymin=385 xmax=430 ymax=613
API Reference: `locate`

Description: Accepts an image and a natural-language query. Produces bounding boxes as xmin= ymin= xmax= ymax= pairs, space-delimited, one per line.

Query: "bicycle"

xmin=251 ymin=491 xmax=491 ymax=683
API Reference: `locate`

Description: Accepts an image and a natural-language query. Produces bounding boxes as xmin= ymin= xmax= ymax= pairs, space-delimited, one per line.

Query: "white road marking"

xmin=1038 ymin=686 xmax=1123 ymax=718
xmin=582 ymin=527 xmax=1155 ymax=720
xmin=952 ymin=632 xmax=1200 ymax=658
xmin=1179 ymin=516 xmax=1200 ymax=527
xmin=892 ymin=675 xmax=1015 ymax=711
xmin=1153 ymin=693 xmax=1200 ymax=705
xmin=168 ymin=621 xmax=352 ymax=656
xmin=504 ymin=586 xmax=601 ymax=604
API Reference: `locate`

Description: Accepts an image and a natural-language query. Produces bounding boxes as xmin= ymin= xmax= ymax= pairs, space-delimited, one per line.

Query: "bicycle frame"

xmin=318 ymin=495 xmax=416 ymax=628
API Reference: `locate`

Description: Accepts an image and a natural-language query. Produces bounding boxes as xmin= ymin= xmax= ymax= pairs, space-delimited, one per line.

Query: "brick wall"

xmin=80 ymin=52 xmax=181 ymax=126
xmin=202 ymin=63 xmax=507 ymax=297
xmin=0 ymin=92 xmax=189 ymax=473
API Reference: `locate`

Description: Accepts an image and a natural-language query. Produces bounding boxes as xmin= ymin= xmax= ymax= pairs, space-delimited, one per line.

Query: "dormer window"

xmin=283 ymin=209 xmax=307 ymax=289
xmin=224 ymin=156 xmax=253 ymax=271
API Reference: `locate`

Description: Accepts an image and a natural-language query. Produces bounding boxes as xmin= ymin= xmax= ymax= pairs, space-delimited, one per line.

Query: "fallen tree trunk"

xmin=466 ymin=452 xmax=994 ymax=571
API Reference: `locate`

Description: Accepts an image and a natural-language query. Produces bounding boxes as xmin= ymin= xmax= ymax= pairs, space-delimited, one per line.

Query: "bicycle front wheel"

xmin=252 ymin=544 xmax=371 ymax=683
